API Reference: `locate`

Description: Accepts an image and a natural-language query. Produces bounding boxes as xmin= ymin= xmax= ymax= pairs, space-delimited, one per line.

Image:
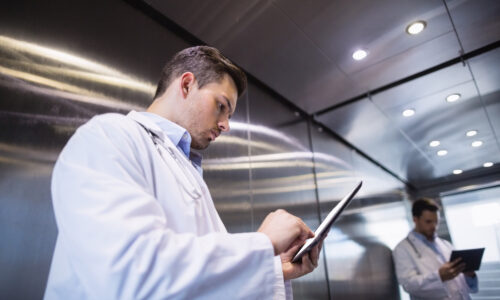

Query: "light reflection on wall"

xmin=0 ymin=35 xmax=154 ymax=110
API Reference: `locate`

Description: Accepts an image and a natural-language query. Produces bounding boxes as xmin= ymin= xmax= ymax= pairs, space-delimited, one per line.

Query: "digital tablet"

xmin=292 ymin=181 xmax=362 ymax=263
xmin=450 ymin=248 xmax=485 ymax=272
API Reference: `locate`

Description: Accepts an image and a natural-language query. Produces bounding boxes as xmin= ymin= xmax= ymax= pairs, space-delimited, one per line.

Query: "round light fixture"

xmin=471 ymin=141 xmax=483 ymax=147
xmin=406 ymin=21 xmax=427 ymax=35
xmin=352 ymin=49 xmax=368 ymax=61
xmin=402 ymin=109 xmax=415 ymax=117
xmin=429 ymin=140 xmax=440 ymax=147
xmin=446 ymin=93 xmax=461 ymax=103
xmin=437 ymin=150 xmax=448 ymax=156
xmin=453 ymin=169 xmax=463 ymax=175
xmin=466 ymin=130 xmax=478 ymax=137
xmin=483 ymin=162 xmax=493 ymax=168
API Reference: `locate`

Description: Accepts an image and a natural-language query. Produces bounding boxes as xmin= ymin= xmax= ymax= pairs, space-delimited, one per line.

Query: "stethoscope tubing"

xmin=137 ymin=122 xmax=203 ymax=200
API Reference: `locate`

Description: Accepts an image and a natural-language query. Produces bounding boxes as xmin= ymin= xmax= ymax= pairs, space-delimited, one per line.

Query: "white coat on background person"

xmin=44 ymin=46 xmax=321 ymax=300
xmin=393 ymin=198 xmax=478 ymax=300
xmin=393 ymin=232 xmax=477 ymax=300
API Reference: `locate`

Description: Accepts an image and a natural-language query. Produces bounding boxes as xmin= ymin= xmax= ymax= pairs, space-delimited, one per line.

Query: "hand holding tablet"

xmin=450 ymin=248 xmax=485 ymax=272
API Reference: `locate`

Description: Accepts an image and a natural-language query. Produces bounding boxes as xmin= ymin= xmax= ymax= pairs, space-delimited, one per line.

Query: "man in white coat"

xmin=393 ymin=198 xmax=478 ymax=300
xmin=44 ymin=46 xmax=323 ymax=299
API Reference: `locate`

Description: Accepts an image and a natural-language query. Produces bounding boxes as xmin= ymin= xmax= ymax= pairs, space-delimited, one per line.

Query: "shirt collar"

xmin=137 ymin=112 xmax=201 ymax=167
xmin=411 ymin=230 xmax=437 ymax=243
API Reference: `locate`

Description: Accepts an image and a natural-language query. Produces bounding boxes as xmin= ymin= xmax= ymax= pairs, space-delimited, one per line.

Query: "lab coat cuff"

xmin=435 ymin=270 xmax=444 ymax=283
xmin=284 ymin=280 xmax=293 ymax=300
xmin=273 ymin=255 xmax=292 ymax=300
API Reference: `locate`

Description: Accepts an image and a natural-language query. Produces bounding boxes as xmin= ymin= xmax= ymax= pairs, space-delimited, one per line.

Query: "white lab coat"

xmin=44 ymin=111 xmax=290 ymax=299
xmin=393 ymin=232 xmax=477 ymax=300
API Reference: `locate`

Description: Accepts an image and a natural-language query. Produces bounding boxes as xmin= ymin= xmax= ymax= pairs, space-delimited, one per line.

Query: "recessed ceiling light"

xmin=471 ymin=140 xmax=483 ymax=147
xmin=429 ymin=140 xmax=440 ymax=147
xmin=437 ymin=150 xmax=448 ymax=156
xmin=483 ymin=162 xmax=493 ymax=168
xmin=406 ymin=21 xmax=427 ymax=35
xmin=453 ymin=169 xmax=463 ymax=175
xmin=466 ymin=130 xmax=477 ymax=137
xmin=402 ymin=109 xmax=415 ymax=117
xmin=352 ymin=49 xmax=368 ymax=61
xmin=446 ymin=93 xmax=461 ymax=103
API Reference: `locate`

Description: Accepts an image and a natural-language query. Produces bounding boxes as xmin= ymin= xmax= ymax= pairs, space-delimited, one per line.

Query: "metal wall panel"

xmin=310 ymin=126 xmax=408 ymax=300
xmin=246 ymin=82 xmax=330 ymax=299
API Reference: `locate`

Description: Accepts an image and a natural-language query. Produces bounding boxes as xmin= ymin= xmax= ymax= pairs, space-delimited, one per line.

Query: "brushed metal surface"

xmin=246 ymin=81 xmax=330 ymax=299
xmin=469 ymin=47 xmax=500 ymax=152
xmin=447 ymin=0 xmax=500 ymax=52
xmin=316 ymin=97 xmax=436 ymax=184
xmin=311 ymin=127 xmax=407 ymax=300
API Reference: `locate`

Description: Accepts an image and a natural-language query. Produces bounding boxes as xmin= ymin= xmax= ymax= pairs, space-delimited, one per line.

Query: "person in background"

xmin=44 ymin=46 xmax=323 ymax=299
xmin=393 ymin=198 xmax=478 ymax=300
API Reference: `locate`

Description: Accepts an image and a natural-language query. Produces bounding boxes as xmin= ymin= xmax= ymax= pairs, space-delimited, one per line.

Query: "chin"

xmin=191 ymin=141 xmax=209 ymax=150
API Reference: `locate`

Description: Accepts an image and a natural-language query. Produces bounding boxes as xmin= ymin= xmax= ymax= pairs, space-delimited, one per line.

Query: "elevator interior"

xmin=1 ymin=1 xmax=499 ymax=299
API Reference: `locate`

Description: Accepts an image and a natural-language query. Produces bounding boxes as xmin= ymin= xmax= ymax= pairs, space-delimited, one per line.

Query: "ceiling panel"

xmin=371 ymin=63 xmax=472 ymax=110
xmin=385 ymin=88 xmax=499 ymax=174
xmin=146 ymin=0 xmax=361 ymax=114
xmin=469 ymin=48 xmax=500 ymax=146
xmin=315 ymin=98 xmax=435 ymax=183
xmin=394 ymin=85 xmax=488 ymax=142
xmin=447 ymin=0 xmax=500 ymax=52
xmin=274 ymin=0 xmax=454 ymax=74
xmin=349 ymin=32 xmax=461 ymax=93
xmin=143 ymin=0 xmax=499 ymax=189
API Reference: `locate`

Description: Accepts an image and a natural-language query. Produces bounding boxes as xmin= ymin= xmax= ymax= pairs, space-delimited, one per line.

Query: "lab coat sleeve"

xmin=51 ymin=116 xmax=277 ymax=299
xmin=392 ymin=242 xmax=448 ymax=298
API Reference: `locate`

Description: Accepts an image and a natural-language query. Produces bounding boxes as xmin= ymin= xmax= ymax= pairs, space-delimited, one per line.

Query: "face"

xmin=181 ymin=74 xmax=238 ymax=150
xmin=413 ymin=210 xmax=439 ymax=240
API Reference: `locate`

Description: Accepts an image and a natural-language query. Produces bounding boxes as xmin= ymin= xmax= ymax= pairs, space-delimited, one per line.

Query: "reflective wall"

xmin=1 ymin=1 xmax=408 ymax=299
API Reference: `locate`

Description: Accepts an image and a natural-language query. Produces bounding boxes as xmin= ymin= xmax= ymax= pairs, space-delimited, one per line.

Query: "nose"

xmin=218 ymin=118 xmax=230 ymax=132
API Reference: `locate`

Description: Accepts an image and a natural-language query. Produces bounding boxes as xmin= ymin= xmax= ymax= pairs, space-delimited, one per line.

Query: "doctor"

xmin=393 ymin=198 xmax=478 ymax=300
xmin=44 ymin=46 xmax=322 ymax=299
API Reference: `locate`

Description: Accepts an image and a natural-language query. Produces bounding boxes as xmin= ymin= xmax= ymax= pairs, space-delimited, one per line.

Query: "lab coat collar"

xmin=127 ymin=111 xmax=203 ymax=172
xmin=127 ymin=110 xmax=167 ymax=142
xmin=407 ymin=231 xmax=446 ymax=265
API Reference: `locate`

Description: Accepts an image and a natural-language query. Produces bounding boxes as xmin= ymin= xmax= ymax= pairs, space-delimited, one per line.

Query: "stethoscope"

xmin=137 ymin=122 xmax=203 ymax=201
xmin=406 ymin=236 xmax=422 ymax=258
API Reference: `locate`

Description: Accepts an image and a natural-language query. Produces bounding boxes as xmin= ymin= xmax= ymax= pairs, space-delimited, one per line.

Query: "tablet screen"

xmin=292 ymin=181 xmax=362 ymax=263
xmin=450 ymin=248 xmax=485 ymax=272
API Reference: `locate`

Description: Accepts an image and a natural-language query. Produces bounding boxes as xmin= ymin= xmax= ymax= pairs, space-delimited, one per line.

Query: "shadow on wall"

xmin=326 ymin=213 xmax=401 ymax=300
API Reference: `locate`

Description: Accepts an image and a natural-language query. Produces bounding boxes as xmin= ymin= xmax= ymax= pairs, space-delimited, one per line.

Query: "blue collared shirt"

xmin=138 ymin=112 xmax=203 ymax=174
xmin=411 ymin=231 xmax=478 ymax=291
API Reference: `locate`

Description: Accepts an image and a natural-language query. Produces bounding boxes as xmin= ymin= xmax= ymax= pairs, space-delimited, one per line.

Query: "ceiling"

xmin=144 ymin=0 xmax=500 ymax=189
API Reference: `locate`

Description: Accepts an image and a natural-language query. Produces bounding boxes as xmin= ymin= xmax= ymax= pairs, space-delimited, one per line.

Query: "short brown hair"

xmin=154 ymin=46 xmax=247 ymax=99
xmin=412 ymin=198 xmax=440 ymax=217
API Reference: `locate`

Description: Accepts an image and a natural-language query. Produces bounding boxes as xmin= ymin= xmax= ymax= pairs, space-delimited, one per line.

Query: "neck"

xmin=414 ymin=230 xmax=434 ymax=242
xmin=147 ymin=99 xmax=177 ymax=122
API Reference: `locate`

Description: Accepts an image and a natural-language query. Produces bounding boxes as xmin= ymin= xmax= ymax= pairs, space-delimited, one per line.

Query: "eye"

xmin=218 ymin=102 xmax=225 ymax=112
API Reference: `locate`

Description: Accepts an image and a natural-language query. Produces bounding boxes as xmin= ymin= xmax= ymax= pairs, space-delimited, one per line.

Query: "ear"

xmin=412 ymin=216 xmax=418 ymax=224
xmin=180 ymin=72 xmax=196 ymax=98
